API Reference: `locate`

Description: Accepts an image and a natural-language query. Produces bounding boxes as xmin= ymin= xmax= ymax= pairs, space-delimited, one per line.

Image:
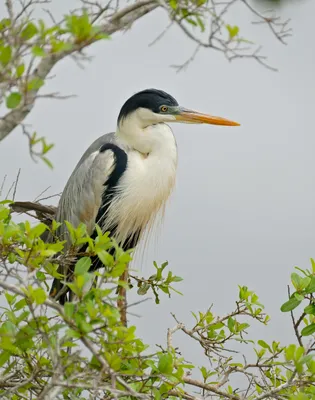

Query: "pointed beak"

xmin=175 ymin=107 xmax=240 ymax=126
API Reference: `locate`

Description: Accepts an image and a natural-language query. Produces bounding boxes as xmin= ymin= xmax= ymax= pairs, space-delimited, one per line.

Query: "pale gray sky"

xmin=1 ymin=0 xmax=315 ymax=365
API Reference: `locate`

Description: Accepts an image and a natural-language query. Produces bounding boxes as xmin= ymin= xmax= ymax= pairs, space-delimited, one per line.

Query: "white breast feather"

xmin=104 ymin=125 xmax=178 ymax=248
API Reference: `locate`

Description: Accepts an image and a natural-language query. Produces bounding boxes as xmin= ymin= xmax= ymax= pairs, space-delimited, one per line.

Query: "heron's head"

xmin=117 ymin=88 xmax=240 ymax=129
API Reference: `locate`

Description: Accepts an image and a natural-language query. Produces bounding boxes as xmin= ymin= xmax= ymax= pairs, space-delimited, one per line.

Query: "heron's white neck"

xmin=115 ymin=109 xmax=177 ymax=155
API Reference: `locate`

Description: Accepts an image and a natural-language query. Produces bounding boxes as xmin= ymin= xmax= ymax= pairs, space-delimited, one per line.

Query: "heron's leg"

xmin=117 ymin=263 xmax=129 ymax=327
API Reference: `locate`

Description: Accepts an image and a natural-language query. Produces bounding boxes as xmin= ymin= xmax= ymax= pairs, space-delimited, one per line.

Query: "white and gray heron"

xmin=49 ymin=88 xmax=239 ymax=304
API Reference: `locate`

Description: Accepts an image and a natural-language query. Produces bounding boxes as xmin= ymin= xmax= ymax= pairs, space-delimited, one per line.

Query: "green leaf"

xmin=226 ymin=24 xmax=239 ymax=39
xmin=0 ymin=45 xmax=12 ymax=66
xmin=304 ymin=304 xmax=315 ymax=315
xmin=21 ymin=22 xmax=38 ymax=39
xmin=300 ymin=353 xmax=314 ymax=365
xmin=294 ymin=293 xmax=305 ymax=302
xmin=42 ymin=157 xmax=53 ymax=169
xmin=32 ymin=46 xmax=46 ymax=57
xmin=172 ymin=275 xmax=183 ymax=282
xmin=75 ymin=313 xmax=92 ymax=333
xmin=61 ymin=341 xmax=77 ymax=348
xmin=0 ymin=18 xmax=11 ymax=31
xmin=5 ymin=292 xmax=16 ymax=305
xmin=285 ymin=344 xmax=296 ymax=361
xmin=66 ymin=328 xmax=81 ymax=339
xmin=30 ymin=222 xmax=47 ymax=238
xmin=6 ymin=92 xmax=22 ymax=109
xmin=111 ymin=262 xmax=126 ymax=278
xmin=301 ymin=323 xmax=315 ymax=336
xmin=14 ymin=299 xmax=27 ymax=311
xmin=258 ymin=340 xmax=271 ymax=352
xmin=36 ymin=271 xmax=46 ymax=282
xmin=158 ymin=353 xmax=173 ymax=374
xmin=0 ymin=351 xmax=10 ymax=368
xmin=305 ymin=276 xmax=315 ymax=293
xmin=169 ymin=0 xmax=177 ymax=10
xmin=280 ymin=297 xmax=301 ymax=312
xmin=97 ymin=250 xmax=113 ymax=266
xmin=200 ymin=366 xmax=208 ymax=380
xmin=27 ymin=77 xmax=44 ymax=90
xmin=196 ymin=16 xmax=205 ymax=32
xmin=75 ymin=272 xmax=91 ymax=289
xmin=137 ymin=283 xmax=150 ymax=296
xmin=227 ymin=317 xmax=235 ymax=332
xmin=291 ymin=272 xmax=311 ymax=291
xmin=64 ymin=302 xmax=75 ymax=319
xmin=32 ymin=287 xmax=47 ymax=305
xmin=16 ymin=64 xmax=25 ymax=78
xmin=74 ymin=257 xmax=91 ymax=275
xmin=295 ymin=346 xmax=304 ymax=361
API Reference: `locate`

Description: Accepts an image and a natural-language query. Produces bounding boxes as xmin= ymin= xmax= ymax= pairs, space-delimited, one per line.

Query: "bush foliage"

xmin=0 ymin=200 xmax=315 ymax=399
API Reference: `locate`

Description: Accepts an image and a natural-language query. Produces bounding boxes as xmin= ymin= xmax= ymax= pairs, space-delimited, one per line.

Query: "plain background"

xmin=1 ymin=0 xmax=315 ymax=367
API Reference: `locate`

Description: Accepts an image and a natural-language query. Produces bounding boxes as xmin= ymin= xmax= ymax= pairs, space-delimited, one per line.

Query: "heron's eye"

xmin=160 ymin=106 xmax=168 ymax=113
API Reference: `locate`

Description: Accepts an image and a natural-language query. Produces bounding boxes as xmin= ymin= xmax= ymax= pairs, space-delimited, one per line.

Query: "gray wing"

xmin=54 ymin=132 xmax=117 ymax=250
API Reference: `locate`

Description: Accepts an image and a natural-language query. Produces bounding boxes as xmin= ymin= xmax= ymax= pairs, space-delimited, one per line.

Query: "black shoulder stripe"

xmin=99 ymin=143 xmax=128 ymax=188
xmin=94 ymin=143 xmax=128 ymax=231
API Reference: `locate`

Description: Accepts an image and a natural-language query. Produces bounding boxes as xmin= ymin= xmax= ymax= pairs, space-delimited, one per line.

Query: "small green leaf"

xmin=32 ymin=46 xmax=46 ymax=57
xmin=280 ymin=297 xmax=301 ymax=312
xmin=172 ymin=275 xmax=183 ymax=282
xmin=169 ymin=0 xmax=177 ymax=10
xmin=305 ymin=276 xmax=315 ymax=293
xmin=158 ymin=353 xmax=173 ymax=374
xmin=291 ymin=273 xmax=311 ymax=291
xmin=97 ymin=250 xmax=113 ymax=266
xmin=21 ymin=22 xmax=38 ymax=39
xmin=30 ymin=222 xmax=47 ymax=238
xmin=75 ymin=272 xmax=91 ymax=290
xmin=294 ymin=293 xmax=305 ymax=302
xmin=111 ymin=262 xmax=126 ymax=278
xmin=42 ymin=157 xmax=53 ymax=169
xmin=5 ymin=292 xmax=16 ymax=305
xmin=14 ymin=299 xmax=27 ymax=311
xmin=295 ymin=346 xmax=304 ymax=361
xmin=304 ymin=304 xmax=315 ymax=314
xmin=27 ymin=77 xmax=44 ymax=90
xmin=200 ymin=366 xmax=208 ymax=380
xmin=66 ymin=328 xmax=81 ymax=339
xmin=137 ymin=283 xmax=150 ymax=296
xmin=64 ymin=302 xmax=75 ymax=319
xmin=0 ymin=45 xmax=12 ymax=66
xmin=227 ymin=317 xmax=235 ymax=332
xmin=32 ymin=287 xmax=47 ymax=305
xmin=36 ymin=271 xmax=46 ymax=282
xmin=0 ymin=352 xmax=10 ymax=368
xmin=16 ymin=64 xmax=25 ymax=77
xmin=258 ymin=340 xmax=271 ymax=352
xmin=226 ymin=24 xmax=239 ymax=39
xmin=301 ymin=323 xmax=315 ymax=336
xmin=0 ymin=18 xmax=11 ymax=31
xmin=6 ymin=92 xmax=22 ymax=109
xmin=74 ymin=257 xmax=91 ymax=276
xmin=285 ymin=344 xmax=296 ymax=361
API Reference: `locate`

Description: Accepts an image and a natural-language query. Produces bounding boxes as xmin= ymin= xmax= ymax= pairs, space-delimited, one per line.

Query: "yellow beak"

xmin=175 ymin=107 xmax=240 ymax=126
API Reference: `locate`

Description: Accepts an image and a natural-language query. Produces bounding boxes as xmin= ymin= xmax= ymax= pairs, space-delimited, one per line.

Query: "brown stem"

xmin=117 ymin=264 xmax=129 ymax=327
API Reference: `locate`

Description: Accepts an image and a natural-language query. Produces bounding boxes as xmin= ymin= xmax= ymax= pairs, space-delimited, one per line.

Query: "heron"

xmin=49 ymin=88 xmax=239 ymax=305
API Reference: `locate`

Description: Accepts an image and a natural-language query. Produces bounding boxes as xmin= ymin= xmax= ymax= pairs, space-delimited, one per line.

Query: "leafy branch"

xmin=0 ymin=200 xmax=315 ymax=398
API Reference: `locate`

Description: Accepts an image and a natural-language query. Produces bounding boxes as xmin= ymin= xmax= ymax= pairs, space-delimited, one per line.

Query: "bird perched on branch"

xmin=49 ymin=88 xmax=240 ymax=305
